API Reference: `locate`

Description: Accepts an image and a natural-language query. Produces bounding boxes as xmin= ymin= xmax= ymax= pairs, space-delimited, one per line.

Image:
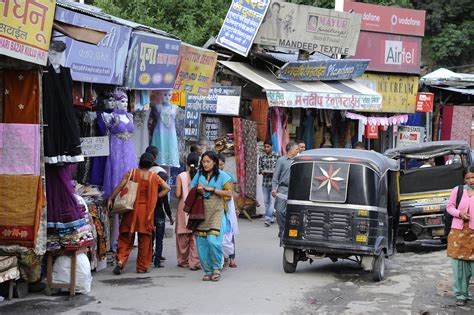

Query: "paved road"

xmin=0 ymin=219 xmax=472 ymax=314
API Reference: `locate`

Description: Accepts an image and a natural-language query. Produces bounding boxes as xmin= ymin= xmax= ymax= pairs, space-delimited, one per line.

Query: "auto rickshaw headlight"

xmin=289 ymin=214 xmax=300 ymax=226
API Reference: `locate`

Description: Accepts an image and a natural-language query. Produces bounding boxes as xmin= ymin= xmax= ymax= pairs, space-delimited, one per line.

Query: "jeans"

xmin=262 ymin=185 xmax=274 ymax=222
xmin=154 ymin=218 xmax=165 ymax=265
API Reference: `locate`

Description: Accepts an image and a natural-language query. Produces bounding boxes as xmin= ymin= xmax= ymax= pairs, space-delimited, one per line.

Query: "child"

xmin=154 ymin=171 xmax=174 ymax=268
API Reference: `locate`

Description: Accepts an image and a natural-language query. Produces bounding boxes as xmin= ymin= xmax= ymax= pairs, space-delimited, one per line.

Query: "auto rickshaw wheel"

xmin=282 ymin=249 xmax=297 ymax=273
xmin=372 ymin=254 xmax=385 ymax=282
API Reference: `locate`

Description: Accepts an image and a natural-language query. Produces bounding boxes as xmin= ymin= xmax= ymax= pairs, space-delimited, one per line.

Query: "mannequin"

xmin=321 ymin=131 xmax=333 ymax=148
xmin=151 ymin=90 xmax=180 ymax=167
xmin=43 ymin=40 xmax=83 ymax=164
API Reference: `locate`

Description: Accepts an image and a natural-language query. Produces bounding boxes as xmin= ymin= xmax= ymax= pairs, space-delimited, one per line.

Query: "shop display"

xmin=303 ymin=110 xmax=315 ymax=150
xmin=271 ymin=107 xmax=283 ymax=155
xmin=132 ymin=110 xmax=151 ymax=160
xmin=3 ymin=71 xmax=40 ymax=124
xmin=43 ymin=41 xmax=84 ymax=164
xmin=151 ymin=90 xmax=180 ymax=167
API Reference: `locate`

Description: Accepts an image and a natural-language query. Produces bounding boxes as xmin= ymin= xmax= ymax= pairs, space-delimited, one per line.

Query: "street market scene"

xmin=0 ymin=0 xmax=473 ymax=314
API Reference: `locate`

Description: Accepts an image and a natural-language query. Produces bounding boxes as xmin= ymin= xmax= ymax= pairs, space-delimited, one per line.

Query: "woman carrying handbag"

xmin=107 ymin=153 xmax=170 ymax=274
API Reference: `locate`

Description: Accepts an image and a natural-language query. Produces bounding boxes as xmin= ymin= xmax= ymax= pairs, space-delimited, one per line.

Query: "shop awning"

xmin=218 ymin=61 xmax=382 ymax=111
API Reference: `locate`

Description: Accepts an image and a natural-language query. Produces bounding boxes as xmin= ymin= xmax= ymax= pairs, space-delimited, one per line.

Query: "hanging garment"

xmin=151 ymin=103 xmax=180 ymax=167
xmin=242 ymin=119 xmax=258 ymax=200
xmin=250 ymin=99 xmax=269 ymax=141
xmin=281 ymin=110 xmax=290 ymax=156
xmin=132 ymin=110 xmax=151 ymax=160
xmin=3 ymin=70 xmax=40 ymax=124
xmin=43 ymin=65 xmax=83 ymax=164
xmin=103 ymin=110 xmax=138 ymax=199
xmin=303 ymin=111 xmax=315 ymax=150
xmin=0 ymin=175 xmax=44 ymax=248
xmin=0 ymin=123 xmax=40 ymax=175
xmin=271 ymin=107 xmax=283 ymax=155
xmin=89 ymin=109 xmax=112 ymax=186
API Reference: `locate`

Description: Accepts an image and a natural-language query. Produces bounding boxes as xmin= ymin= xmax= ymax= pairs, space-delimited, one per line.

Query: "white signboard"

xmin=397 ymin=126 xmax=424 ymax=147
xmin=80 ymin=136 xmax=110 ymax=157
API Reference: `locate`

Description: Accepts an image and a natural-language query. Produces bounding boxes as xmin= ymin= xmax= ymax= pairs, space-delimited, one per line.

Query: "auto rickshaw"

xmin=384 ymin=140 xmax=471 ymax=250
xmin=282 ymin=149 xmax=399 ymax=281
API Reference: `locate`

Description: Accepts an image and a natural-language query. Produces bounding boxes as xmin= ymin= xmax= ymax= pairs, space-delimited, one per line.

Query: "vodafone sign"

xmin=352 ymin=32 xmax=421 ymax=74
xmin=343 ymin=0 xmax=425 ymax=37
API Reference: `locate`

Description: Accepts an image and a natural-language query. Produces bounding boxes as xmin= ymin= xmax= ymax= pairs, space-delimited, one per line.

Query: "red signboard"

xmin=365 ymin=125 xmax=379 ymax=139
xmin=343 ymin=0 xmax=426 ymax=37
xmin=415 ymin=92 xmax=434 ymax=112
xmin=351 ymin=32 xmax=421 ymax=74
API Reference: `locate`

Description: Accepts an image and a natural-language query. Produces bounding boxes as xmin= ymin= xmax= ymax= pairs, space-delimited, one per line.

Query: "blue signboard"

xmin=124 ymin=32 xmax=181 ymax=90
xmin=216 ymin=0 xmax=270 ymax=57
xmin=184 ymin=87 xmax=241 ymax=140
xmin=54 ymin=7 xmax=132 ymax=85
xmin=277 ymin=59 xmax=370 ymax=81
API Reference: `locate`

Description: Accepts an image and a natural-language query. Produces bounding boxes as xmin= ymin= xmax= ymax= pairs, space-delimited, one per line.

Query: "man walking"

xmin=259 ymin=141 xmax=279 ymax=227
xmin=272 ymin=142 xmax=299 ymax=239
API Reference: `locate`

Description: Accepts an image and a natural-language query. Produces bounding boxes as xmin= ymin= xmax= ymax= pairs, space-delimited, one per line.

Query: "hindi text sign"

xmin=80 ymin=136 xmax=109 ymax=157
xmin=278 ymin=59 xmax=369 ymax=81
xmin=254 ymin=1 xmax=362 ymax=56
xmin=415 ymin=92 xmax=434 ymax=113
xmin=0 ymin=0 xmax=56 ymax=65
xmin=216 ymin=0 xmax=270 ymax=57
xmin=125 ymin=32 xmax=180 ymax=90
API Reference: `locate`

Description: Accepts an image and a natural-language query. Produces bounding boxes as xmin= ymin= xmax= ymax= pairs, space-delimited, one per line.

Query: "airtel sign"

xmin=343 ymin=0 xmax=425 ymax=37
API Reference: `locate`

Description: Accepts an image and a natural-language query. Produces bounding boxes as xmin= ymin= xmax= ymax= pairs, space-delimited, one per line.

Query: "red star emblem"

xmin=315 ymin=164 xmax=344 ymax=195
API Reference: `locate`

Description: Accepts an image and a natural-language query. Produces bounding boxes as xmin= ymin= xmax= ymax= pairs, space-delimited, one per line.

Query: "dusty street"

xmin=0 ymin=219 xmax=472 ymax=315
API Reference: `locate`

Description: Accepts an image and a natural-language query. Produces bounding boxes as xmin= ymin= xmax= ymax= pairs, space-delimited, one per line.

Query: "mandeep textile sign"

xmin=266 ymin=90 xmax=381 ymax=111
xmin=0 ymin=0 xmax=56 ymax=65
xmin=216 ymin=0 xmax=270 ymax=57
xmin=254 ymin=0 xmax=362 ymax=56
xmin=184 ymin=86 xmax=241 ymax=139
xmin=351 ymin=32 xmax=421 ymax=74
xmin=277 ymin=59 xmax=369 ymax=81
xmin=54 ymin=6 xmax=131 ymax=84
xmin=124 ymin=32 xmax=180 ymax=90
xmin=343 ymin=0 xmax=425 ymax=37
xmin=174 ymin=43 xmax=217 ymax=95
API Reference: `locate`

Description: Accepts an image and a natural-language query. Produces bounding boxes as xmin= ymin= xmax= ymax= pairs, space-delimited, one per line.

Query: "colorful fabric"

xmin=250 ymin=99 xmax=269 ymax=141
xmin=258 ymin=152 xmax=279 ymax=187
xmin=196 ymin=213 xmax=227 ymax=276
xmin=0 ymin=123 xmax=40 ymax=175
xmin=242 ymin=119 xmax=258 ymax=200
xmin=447 ymin=223 xmax=474 ymax=260
xmin=151 ymin=102 xmax=180 ymax=167
xmin=176 ymin=172 xmax=192 ymax=235
xmin=116 ymin=232 xmax=153 ymax=272
xmin=176 ymin=233 xmax=199 ymax=268
xmin=0 ymin=256 xmax=20 ymax=283
xmin=3 ymin=70 xmax=40 ymax=124
xmin=233 ymin=118 xmax=246 ymax=197
xmin=0 ymin=175 xmax=44 ymax=248
xmin=271 ymin=107 xmax=283 ymax=155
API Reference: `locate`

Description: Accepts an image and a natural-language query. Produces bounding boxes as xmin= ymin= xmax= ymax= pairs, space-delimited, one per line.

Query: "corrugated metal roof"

xmin=435 ymin=86 xmax=474 ymax=95
xmin=56 ymin=0 xmax=179 ymax=39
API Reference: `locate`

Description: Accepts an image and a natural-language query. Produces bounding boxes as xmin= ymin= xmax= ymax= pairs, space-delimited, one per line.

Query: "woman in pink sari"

xmin=174 ymin=154 xmax=200 ymax=270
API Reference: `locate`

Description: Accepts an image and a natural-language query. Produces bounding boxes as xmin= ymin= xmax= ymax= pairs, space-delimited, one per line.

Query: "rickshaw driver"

xmin=272 ymin=142 xmax=300 ymax=239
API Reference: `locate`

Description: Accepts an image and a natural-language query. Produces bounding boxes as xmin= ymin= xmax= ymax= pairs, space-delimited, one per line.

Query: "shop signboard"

xmin=254 ymin=1 xmax=362 ymax=56
xmin=351 ymin=32 xmax=421 ymax=74
xmin=204 ymin=116 xmax=220 ymax=141
xmin=124 ymin=31 xmax=180 ymax=90
xmin=415 ymin=92 xmax=434 ymax=113
xmin=397 ymin=126 xmax=425 ymax=147
xmin=266 ymin=90 xmax=382 ymax=111
xmin=277 ymin=59 xmax=369 ymax=81
xmin=365 ymin=124 xmax=378 ymax=139
xmin=184 ymin=86 xmax=241 ymax=139
xmin=80 ymin=136 xmax=109 ymax=157
xmin=0 ymin=0 xmax=56 ymax=65
xmin=54 ymin=7 xmax=131 ymax=84
xmin=170 ymin=91 xmax=186 ymax=107
xmin=216 ymin=0 xmax=270 ymax=57
xmin=343 ymin=0 xmax=425 ymax=37
xmin=174 ymin=43 xmax=218 ymax=95
xmin=355 ymin=73 xmax=419 ymax=113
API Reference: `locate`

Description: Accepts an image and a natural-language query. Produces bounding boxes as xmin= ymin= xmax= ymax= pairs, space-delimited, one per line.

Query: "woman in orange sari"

xmin=107 ymin=153 xmax=170 ymax=274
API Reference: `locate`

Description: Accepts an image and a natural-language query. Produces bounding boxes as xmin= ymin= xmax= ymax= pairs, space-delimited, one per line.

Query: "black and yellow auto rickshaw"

xmin=384 ymin=140 xmax=471 ymax=250
xmin=282 ymin=149 xmax=399 ymax=281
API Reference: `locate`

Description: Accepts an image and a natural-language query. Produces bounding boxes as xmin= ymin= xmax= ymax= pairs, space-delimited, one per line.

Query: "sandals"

xmin=229 ymin=260 xmax=237 ymax=268
xmin=113 ymin=262 xmax=123 ymax=275
xmin=190 ymin=265 xmax=201 ymax=271
xmin=211 ymin=270 xmax=221 ymax=282
xmin=202 ymin=275 xmax=211 ymax=281
xmin=456 ymin=299 xmax=466 ymax=306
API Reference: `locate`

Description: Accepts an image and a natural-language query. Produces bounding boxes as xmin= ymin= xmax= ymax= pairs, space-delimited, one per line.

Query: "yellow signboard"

xmin=170 ymin=91 xmax=186 ymax=107
xmin=174 ymin=43 xmax=217 ymax=96
xmin=0 ymin=0 xmax=56 ymax=65
xmin=355 ymin=73 xmax=419 ymax=113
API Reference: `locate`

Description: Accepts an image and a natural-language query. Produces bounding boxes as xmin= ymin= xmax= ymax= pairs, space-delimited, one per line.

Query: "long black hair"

xmin=199 ymin=151 xmax=220 ymax=180
xmin=463 ymin=166 xmax=474 ymax=177
xmin=187 ymin=153 xmax=200 ymax=179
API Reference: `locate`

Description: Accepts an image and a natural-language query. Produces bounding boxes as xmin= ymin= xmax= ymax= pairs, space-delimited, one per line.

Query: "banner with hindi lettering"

xmin=0 ymin=0 xmax=56 ymax=65
xmin=174 ymin=43 xmax=217 ymax=95
xmin=124 ymin=31 xmax=181 ymax=90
